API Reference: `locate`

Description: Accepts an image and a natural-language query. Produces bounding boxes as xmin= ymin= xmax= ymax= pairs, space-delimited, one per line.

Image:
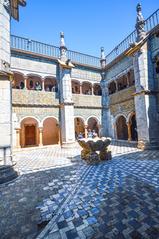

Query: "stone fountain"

xmin=78 ymin=137 xmax=111 ymax=163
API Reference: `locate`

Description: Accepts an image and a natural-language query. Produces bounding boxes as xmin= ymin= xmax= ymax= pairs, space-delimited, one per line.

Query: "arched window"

xmin=82 ymin=82 xmax=92 ymax=95
xmin=108 ymin=81 xmax=116 ymax=95
xmin=93 ymin=84 xmax=102 ymax=95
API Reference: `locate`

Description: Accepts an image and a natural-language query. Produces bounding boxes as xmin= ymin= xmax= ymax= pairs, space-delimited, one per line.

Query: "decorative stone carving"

xmin=60 ymin=32 xmax=67 ymax=62
xmin=78 ymin=137 xmax=111 ymax=163
xmin=135 ymin=3 xmax=145 ymax=42
xmin=3 ymin=0 xmax=10 ymax=13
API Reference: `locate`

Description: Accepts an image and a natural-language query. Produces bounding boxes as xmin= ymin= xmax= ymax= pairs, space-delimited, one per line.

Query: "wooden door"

xmin=25 ymin=125 xmax=36 ymax=146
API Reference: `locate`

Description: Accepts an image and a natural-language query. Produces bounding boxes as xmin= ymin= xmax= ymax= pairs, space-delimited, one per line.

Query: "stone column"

xmin=115 ymin=80 xmax=118 ymax=92
xmin=80 ymin=83 xmax=82 ymax=94
xmin=92 ymin=85 xmax=94 ymax=95
xmin=15 ymin=128 xmax=21 ymax=148
xmin=100 ymin=47 xmax=111 ymax=137
xmin=42 ymin=79 xmax=45 ymax=91
xmin=127 ymin=123 xmax=131 ymax=141
xmin=58 ymin=32 xmax=75 ymax=147
xmin=39 ymin=127 xmax=43 ymax=147
xmin=132 ymin=4 xmax=159 ymax=149
xmin=84 ymin=125 xmax=88 ymax=138
xmin=24 ymin=76 xmax=27 ymax=89
xmin=0 ymin=0 xmax=26 ymax=182
xmin=126 ymin=74 xmax=130 ymax=87
xmin=0 ymin=1 xmax=12 ymax=165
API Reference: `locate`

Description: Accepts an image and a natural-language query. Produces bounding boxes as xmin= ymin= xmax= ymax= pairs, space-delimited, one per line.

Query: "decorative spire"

xmin=135 ymin=3 xmax=145 ymax=42
xmin=60 ymin=32 xmax=67 ymax=62
xmin=60 ymin=32 xmax=66 ymax=48
xmin=100 ymin=47 xmax=106 ymax=70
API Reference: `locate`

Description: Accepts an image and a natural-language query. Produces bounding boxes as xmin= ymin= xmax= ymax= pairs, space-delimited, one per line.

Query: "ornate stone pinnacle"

xmin=135 ymin=3 xmax=145 ymax=41
xmin=100 ymin=47 xmax=106 ymax=69
xmin=101 ymin=47 xmax=105 ymax=60
xmin=60 ymin=32 xmax=67 ymax=62
xmin=136 ymin=3 xmax=142 ymax=13
xmin=60 ymin=32 xmax=66 ymax=48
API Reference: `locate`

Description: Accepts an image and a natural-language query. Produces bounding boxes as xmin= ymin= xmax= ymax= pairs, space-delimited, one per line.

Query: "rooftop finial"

xmin=100 ymin=47 xmax=106 ymax=70
xmin=60 ymin=32 xmax=66 ymax=48
xmin=135 ymin=3 xmax=145 ymax=41
xmin=60 ymin=32 xmax=67 ymax=62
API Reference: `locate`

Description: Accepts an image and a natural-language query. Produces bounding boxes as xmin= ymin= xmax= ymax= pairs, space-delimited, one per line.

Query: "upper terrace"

xmin=11 ymin=8 xmax=159 ymax=69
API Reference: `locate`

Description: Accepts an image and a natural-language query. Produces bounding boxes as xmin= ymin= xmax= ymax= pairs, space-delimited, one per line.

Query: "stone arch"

xmin=42 ymin=117 xmax=59 ymax=145
xmin=20 ymin=117 xmax=39 ymax=147
xmin=82 ymin=81 xmax=92 ymax=95
xmin=93 ymin=83 xmax=102 ymax=95
xmin=74 ymin=117 xmax=85 ymax=139
xmin=44 ymin=77 xmax=57 ymax=92
xmin=12 ymin=71 xmax=25 ymax=89
xmin=72 ymin=80 xmax=80 ymax=94
xmin=87 ymin=116 xmax=99 ymax=135
xmin=116 ymin=115 xmax=128 ymax=140
xmin=128 ymin=112 xmax=138 ymax=141
xmin=26 ymin=74 xmax=42 ymax=90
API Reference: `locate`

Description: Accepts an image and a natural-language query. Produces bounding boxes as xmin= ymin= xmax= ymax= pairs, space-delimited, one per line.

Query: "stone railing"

xmin=11 ymin=35 xmax=100 ymax=68
xmin=110 ymin=86 xmax=135 ymax=105
xmin=106 ymin=9 xmax=159 ymax=64
xmin=12 ymin=89 xmax=59 ymax=106
xmin=73 ymin=94 xmax=102 ymax=107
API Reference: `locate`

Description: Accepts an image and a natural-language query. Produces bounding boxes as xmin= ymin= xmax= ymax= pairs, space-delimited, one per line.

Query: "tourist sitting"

xmin=19 ymin=81 xmax=24 ymax=89
xmin=78 ymin=132 xmax=83 ymax=139
xmin=87 ymin=129 xmax=93 ymax=138
xmin=35 ymin=81 xmax=42 ymax=91
xmin=92 ymin=130 xmax=97 ymax=138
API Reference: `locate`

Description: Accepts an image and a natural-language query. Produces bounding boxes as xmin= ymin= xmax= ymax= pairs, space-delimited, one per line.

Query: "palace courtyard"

xmin=1 ymin=142 xmax=159 ymax=239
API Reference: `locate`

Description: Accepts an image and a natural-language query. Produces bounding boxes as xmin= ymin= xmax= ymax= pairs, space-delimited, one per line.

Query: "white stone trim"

xmin=19 ymin=116 xmax=41 ymax=128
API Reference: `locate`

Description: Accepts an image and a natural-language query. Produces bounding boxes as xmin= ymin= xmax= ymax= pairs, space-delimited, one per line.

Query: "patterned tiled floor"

xmin=1 ymin=141 xmax=159 ymax=239
xmin=36 ymin=146 xmax=159 ymax=239
xmin=14 ymin=140 xmax=139 ymax=174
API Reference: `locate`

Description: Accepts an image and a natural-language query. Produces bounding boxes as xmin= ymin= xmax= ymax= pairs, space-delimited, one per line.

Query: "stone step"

xmin=0 ymin=165 xmax=18 ymax=184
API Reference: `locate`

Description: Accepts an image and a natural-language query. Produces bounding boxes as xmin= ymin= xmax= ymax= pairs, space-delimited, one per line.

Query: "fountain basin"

xmin=78 ymin=137 xmax=111 ymax=163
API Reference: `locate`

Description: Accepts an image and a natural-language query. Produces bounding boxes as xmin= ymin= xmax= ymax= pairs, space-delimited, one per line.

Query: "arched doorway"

xmin=87 ymin=117 xmax=99 ymax=135
xmin=20 ymin=117 xmax=39 ymax=147
xmin=43 ymin=118 xmax=59 ymax=145
xmin=74 ymin=117 xmax=85 ymax=139
xmin=130 ymin=114 xmax=138 ymax=141
xmin=116 ymin=116 xmax=128 ymax=140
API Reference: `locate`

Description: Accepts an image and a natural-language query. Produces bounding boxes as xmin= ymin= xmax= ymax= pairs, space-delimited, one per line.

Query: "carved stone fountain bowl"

xmin=78 ymin=137 xmax=111 ymax=151
xmin=78 ymin=137 xmax=112 ymax=162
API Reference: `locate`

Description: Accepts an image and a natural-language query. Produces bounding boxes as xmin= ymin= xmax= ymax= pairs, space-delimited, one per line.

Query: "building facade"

xmin=1 ymin=2 xmax=159 ymax=155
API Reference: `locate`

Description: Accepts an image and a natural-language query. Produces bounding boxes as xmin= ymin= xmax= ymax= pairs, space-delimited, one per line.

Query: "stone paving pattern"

xmin=0 ymin=141 xmax=159 ymax=239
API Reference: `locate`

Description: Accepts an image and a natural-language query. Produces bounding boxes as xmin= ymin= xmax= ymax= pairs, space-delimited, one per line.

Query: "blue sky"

xmin=11 ymin=0 xmax=159 ymax=57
